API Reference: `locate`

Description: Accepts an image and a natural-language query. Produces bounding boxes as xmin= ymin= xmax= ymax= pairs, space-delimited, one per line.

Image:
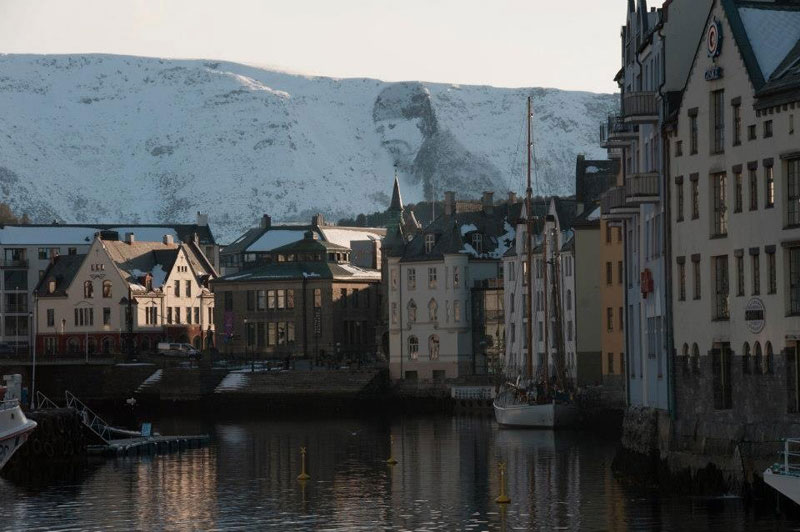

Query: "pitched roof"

xmin=222 ymin=224 xmax=384 ymax=255
xmin=34 ymin=254 xmax=85 ymax=297
xmin=214 ymin=260 xmax=380 ymax=283
xmin=389 ymin=175 xmax=404 ymax=211
xmin=0 ymin=223 xmax=215 ymax=246
xmin=271 ymin=233 xmax=349 ymax=254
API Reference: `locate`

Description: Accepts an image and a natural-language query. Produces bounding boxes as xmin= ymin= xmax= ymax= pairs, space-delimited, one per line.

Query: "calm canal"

xmin=0 ymin=414 xmax=797 ymax=531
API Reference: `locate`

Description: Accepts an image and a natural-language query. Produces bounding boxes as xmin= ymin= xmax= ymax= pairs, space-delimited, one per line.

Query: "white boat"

xmin=0 ymin=395 xmax=37 ymax=470
xmin=494 ymin=390 xmax=579 ymax=428
xmin=764 ymin=438 xmax=800 ymax=505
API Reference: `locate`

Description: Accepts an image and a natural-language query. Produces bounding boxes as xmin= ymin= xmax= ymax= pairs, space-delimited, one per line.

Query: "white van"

xmin=157 ymin=342 xmax=201 ymax=359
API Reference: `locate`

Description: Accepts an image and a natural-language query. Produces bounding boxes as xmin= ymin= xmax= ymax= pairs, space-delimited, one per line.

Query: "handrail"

xmin=36 ymin=391 xmax=59 ymax=409
xmin=65 ymin=390 xmax=112 ymax=443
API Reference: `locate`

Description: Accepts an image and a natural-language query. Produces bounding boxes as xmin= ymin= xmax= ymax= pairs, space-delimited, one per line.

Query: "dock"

xmin=87 ymin=434 xmax=211 ymax=457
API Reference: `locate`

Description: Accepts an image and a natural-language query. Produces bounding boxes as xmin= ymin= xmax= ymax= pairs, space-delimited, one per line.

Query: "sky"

xmin=0 ymin=0 xmax=623 ymax=93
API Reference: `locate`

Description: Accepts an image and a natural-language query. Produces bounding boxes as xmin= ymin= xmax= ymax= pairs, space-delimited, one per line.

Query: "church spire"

xmin=389 ymin=167 xmax=403 ymax=212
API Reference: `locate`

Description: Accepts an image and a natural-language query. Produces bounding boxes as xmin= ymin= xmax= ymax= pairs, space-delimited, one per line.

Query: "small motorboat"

xmin=764 ymin=438 xmax=800 ymax=505
xmin=0 ymin=385 xmax=38 ymax=470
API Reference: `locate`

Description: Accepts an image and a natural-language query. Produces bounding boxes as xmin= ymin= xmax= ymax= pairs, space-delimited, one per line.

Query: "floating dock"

xmin=88 ymin=434 xmax=210 ymax=457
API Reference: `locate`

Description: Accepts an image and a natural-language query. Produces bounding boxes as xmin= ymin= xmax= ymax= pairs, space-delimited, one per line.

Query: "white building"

xmin=386 ymin=192 xmax=516 ymax=381
xmin=503 ymin=198 xmax=578 ymax=384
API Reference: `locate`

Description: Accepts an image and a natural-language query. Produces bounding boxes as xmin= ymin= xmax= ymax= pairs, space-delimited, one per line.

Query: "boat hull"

xmin=493 ymin=401 xmax=579 ymax=428
xmin=0 ymin=403 xmax=37 ymax=470
xmin=764 ymin=468 xmax=800 ymax=506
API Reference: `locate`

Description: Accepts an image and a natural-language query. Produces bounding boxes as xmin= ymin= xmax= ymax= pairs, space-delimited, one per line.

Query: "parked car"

xmin=156 ymin=342 xmax=201 ymax=360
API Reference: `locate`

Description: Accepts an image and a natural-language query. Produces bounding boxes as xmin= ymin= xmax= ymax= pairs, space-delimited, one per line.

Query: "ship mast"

xmin=542 ymin=217 xmax=550 ymax=395
xmin=525 ymin=96 xmax=534 ymax=381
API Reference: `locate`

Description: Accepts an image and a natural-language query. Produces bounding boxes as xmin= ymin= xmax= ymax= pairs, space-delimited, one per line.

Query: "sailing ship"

xmin=493 ymin=97 xmax=579 ymax=428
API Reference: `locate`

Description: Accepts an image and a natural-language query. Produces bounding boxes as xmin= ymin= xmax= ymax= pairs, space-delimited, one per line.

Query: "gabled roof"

xmin=222 ymin=224 xmax=384 ymax=255
xmin=34 ymin=254 xmax=85 ymax=297
xmin=271 ymin=234 xmax=349 ymax=254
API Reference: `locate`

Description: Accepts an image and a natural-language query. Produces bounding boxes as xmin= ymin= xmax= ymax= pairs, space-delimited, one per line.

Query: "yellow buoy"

xmin=297 ymin=446 xmax=311 ymax=481
xmin=386 ymin=434 xmax=398 ymax=465
xmin=495 ymin=462 xmax=511 ymax=504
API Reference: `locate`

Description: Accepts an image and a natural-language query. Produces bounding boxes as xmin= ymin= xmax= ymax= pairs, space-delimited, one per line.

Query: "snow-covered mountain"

xmin=0 ymin=54 xmax=617 ymax=242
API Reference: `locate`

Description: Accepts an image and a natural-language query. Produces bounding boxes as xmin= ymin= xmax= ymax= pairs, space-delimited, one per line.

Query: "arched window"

xmin=453 ymin=300 xmax=461 ymax=322
xmin=140 ymin=336 xmax=151 ymax=352
xmin=407 ymin=300 xmax=417 ymax=323
xmin=429 ymin=335 xmax=439 ymax=360
xmin=408 ymin=336 xmax=419 ymax=360
xmin=425 ymin=234 xmax=435 ymax=253
xmin=682 ymin=344 xmax=690 ymax=374
xmin=67 ymin=337 xmax=80 ymax=354
xmin=566 ymin=290 xmax=572 ymax=311
xmin=742 ymin=342 xmax=751 ymax=374
xmin=102 ymin=337 xmax=113 ymax=354
xmin=87 ymin=337 xmax=97 ymax=354
xmin=754 ymin=342 xmax=763 ymax=374
xmin=102 ymin=280 xmax=112 ymax=298
xmin=428 ymin=299 xmax=438 ymax=322
xmin=766 ymin=342 xmax=774 ymax=374
xmin=471 ymin=233 xmax=483 ymax=253
xmin=692 ymin=343 xmax=700 ymax=374
xmin=84 ymin=281 xmax=93 ymax=298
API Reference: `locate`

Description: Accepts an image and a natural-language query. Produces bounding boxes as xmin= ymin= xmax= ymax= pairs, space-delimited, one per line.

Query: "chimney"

xmin=163 ymin=234 xmax=174 ymax=245
xmin=507 ymin=192 xmax=517 ymax=205
xmin=482 ymin=191 xmax=494 ymax=214
xmin=125 ymin=232 xmax=135 ymax=244
xmin=304 ymin=230 xmax=316 ymax=240
xmin=260 ymin=214 xmax=272 ymax=230
xmin=444 ymin=191 xmax=456 ymax=216
xmin=312 ymin=213 xmax=324 ymax=227
xmin=196 ymin=212 xmax=209 ymax=226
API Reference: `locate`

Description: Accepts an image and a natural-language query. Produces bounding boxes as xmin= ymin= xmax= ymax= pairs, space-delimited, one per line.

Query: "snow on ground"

xmin=214 ymin=371 xmax=250 ymax=393
xmin=136 ymin=369 xmax=163 ymax=392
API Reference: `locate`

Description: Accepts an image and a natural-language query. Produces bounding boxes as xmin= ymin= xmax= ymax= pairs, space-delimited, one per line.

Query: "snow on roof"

xmin=585 ymin=166 xmax=600 ymax=173
xmin=321 ymin=228 xmax=382 ymax=249
xmin=108 ymin=227 xmax=180 ymax=242
xmin=333 ymin=263 xmax=381 ymax=280
xmin=0 ymin=226 xmax=98 ymax=245
xmin=739 ymin=7 xmax=800 ymax=80
xmin=129 ymin=263 xmax=169 ymax=289
xmin=246 ymin=229 xmax=309 ymax=252
xmin=459 ymin=220 xmax=515 ymax=259
xmin=587 ymin=207 xmax=601 ymax=221
xmin=460 ymin=223 xmax=478 ymax=236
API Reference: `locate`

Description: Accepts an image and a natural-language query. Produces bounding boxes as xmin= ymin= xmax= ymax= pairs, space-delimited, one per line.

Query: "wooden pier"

xmin=87 ymin=434 xmax=210 ymax=457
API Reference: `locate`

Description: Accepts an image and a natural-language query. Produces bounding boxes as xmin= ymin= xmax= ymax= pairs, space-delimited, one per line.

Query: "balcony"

xmin=0 ymin=259 xmax=28 ymax=268
xmin=600 ymin=115 xmax=636 ymax=149
xmin=625 ymin=172 xmax=660 ymax=203
xmin=600 ymin=186 xmax=637 ymax=219
xmin=622 ymin=91 xmax=658 ymax=123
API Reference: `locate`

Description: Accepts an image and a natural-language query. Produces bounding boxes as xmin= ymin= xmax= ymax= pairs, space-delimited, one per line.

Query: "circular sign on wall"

xmin=745 ymin=298 xmax=766 ymax=334
xmin=707 ymin=18 xmax=723 ymax=58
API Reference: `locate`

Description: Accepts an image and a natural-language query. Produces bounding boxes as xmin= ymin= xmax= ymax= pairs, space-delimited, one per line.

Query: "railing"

xmin=451 ymin=386 xmax=496 ymax=400
xmin=36 ymin=391 xmax=59 ymax=409
xmin=65 ymin=390 xmax=114 ymax=442
xmin=625 ymin=172 xmax=660 ymax=199
xmin=600 ymin=186 xmax=627 ymax=214
xmin=771 ymin=438 xmax=800 ymax=477
xmin=0 ymin=259 xmax=28 ymax=268
xmin=622 ymin=91 xmax=658 ymax=118
xmin=600 ymin=115 xmax=634 ymax=143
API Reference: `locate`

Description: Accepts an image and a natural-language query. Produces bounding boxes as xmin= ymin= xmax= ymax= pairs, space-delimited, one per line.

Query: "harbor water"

xmin=0 ymin=414 xmax=797 ymax=531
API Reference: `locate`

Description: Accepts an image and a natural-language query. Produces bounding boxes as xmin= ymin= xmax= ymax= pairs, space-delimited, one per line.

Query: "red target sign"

xmin=707 ymin=19 xmax=722 ymax=58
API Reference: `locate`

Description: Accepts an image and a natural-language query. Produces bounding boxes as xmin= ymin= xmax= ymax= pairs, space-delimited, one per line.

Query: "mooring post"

xmin=386 ymin=434 xmax=398 ymax=465
xmin=495 ymin=461 xmax=511 ymax=504
xmin=297 ymin=446 xmax=311 ymax=481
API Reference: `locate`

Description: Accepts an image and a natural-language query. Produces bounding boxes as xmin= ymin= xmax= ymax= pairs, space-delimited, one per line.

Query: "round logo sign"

xmin=745 ymin=298 xmax=765 ymax=334
xmin=707 ymin=19 xmax=722 ymax=58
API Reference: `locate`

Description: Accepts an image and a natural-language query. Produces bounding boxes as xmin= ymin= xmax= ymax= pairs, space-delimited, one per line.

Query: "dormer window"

xmin=48 ymin=280 xmax=56 ymax=294
xmin=471 ymin=233 xmax=483 ymax=254
xmin=425 ymin=234 xmax=435 ymax=253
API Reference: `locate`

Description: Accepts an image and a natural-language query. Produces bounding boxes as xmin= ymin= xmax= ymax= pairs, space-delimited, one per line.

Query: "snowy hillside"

xmin=0 ymin=54 xmax=617 ymax=242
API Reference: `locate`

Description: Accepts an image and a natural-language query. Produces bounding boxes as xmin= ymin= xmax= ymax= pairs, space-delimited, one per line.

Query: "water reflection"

xmin=0 ymin=415 xmax=797 ymax=531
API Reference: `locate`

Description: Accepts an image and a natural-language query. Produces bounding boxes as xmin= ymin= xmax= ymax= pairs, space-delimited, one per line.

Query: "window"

xmin=340 ymin=288 xmax=347 ymax=307
xmin=256 ymin=290 xmax=266 ymax=311
xmin=733 ymin=101 xmax=741 ymax=145
xmin=764 ymin=119 xmax=773 ymax=138
xmin=408 ymin=268 xmax=416 ymax=290
xmin=471 ymin=233 xmax=483 ymax=254
xmin=742 ymin=342 xmax=751 ymax=374
xmin=693 ymin=257 xmax=702 ymax=300
xmin=790 ymin=246 xmax=800 ymax=314
xmin=676 ymin=140 xmax=683 ymax=156
xmin=68 ymin=247 xmax=77 ymax=255
xmin=278 ymin=289 xmax=286 ymax=309
xmin=428 ymin=267 xmax=437 ymax=289
xmin=84 ymin=281 xmax=93 ymax=298
xmin=606 ymin=224 xmax=612 ymax=243
xmin=453 ymin=300 xmax=461 ymax=322
xmin=789 ymin=159 xmax=800 ymax=226
xmin=268 ymin=322 xmax=276 ymax=346
xmin=676 ymin=181 xmax=684 ymax=221
xmin=277 ymin=322 xmax=286 ymax=345
xmin=175 ymin=307 xmax=181 ymax=324
xmin=606 ymin=262 xmax=612 ymax=285
xmin=786 ymin=346 xmax=800 ymax=412
xmin=606 ymin=307 xmax=613 ymax=331
xmin=749 ymin=167 xmax=758 ymax=211
xmin=754 ymin=342 xmax=763 ymax=374
xmin=268 ymin=290 xmax=276 ymax=309
xmin=711 ymin=89 xmax=724 ymax=153
xmin=143 ymin=307 xmax=155 ymax=325
xmin=619 ymin=307 xmax=624 ymax=331
xmin=47 ymin=308 xmax=54 ymax=327
xmin=408 ymin=336 xmax=419 ymax=360
xmin=712 ymin=173 xmax=728 ymax=236
xmin=691 ymin=178 xmax=699 ymax=219
xmin=428 ymin=335 xmax=439 ymax=360
xmin=107 ymin=307 xmax=116 ymax=325
xmin=352 ymin=289 xmax=360 ymax=308
xmin=428 ymin=299 xmax=438 ymax=321
xmin=736 ymin=254 xmax=744 ymax=296
xmin=618 ymin=261 xmax=623 ymax=284
xmin=747 ymin=124 xmax=757 ymax=140
xmin=407 ymin=300 xmax=417 ymax=323
xmin=185 ymin=280 xmax=192 ymax=298
xmin=314 ymin=289 xmax=322 ymax=308
xmin=713 ymin=256 xmax=729 ymax=320
xmin=167 ymin=307 xmax=173 ymax=324
xmin=765 ymin=165 xmax=774 ymax=208
xmin=692 ymin=343 xmax=700 ymax=374
xmin=690 ymin=113 xmax=698 ymax=154
xmin=174 ymin=280 xmax=180 ymax=297
xmin=101 ymin=280 xmax=112 ymax=298
xmin=453 ymin=266 xmax=460 ymax=288
xmin=566 ymin=290 xmax=572 ymax=311
xmin=186 ymin=306 xmax=192 ymax=324
xmin=767 ymin=249 xmax=776 ymax=294
xmin=678 ymin=260 xmax=686 ymax=300
xmin=425 ymin=233 xmax=435 ymax=253
xmin=752 ymin=252 xmax=760 ymax=295
xmin=712 ymin=345 xmax=732 ymax=410
xmin=208 ymin=307 xmax=213 ymax=324
xmin=224 ymin=291 xmax=233 ymax=311
xmin=734 ymin=170 xmax=743 ymax=213
xmin=246 ymin=291 xmax=255 ymax=311
xmin=288 ymin=322 xmax=296 ymax=343
xmin=766 ymin=342 xmax=774 ymax=374
xmin=38 ymin=248 xmax=47 ymax=260
xmin=287 ymin=289 xmax=295 ymax=309
xmin=607 ymin=353 xmax=615 ymax=374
